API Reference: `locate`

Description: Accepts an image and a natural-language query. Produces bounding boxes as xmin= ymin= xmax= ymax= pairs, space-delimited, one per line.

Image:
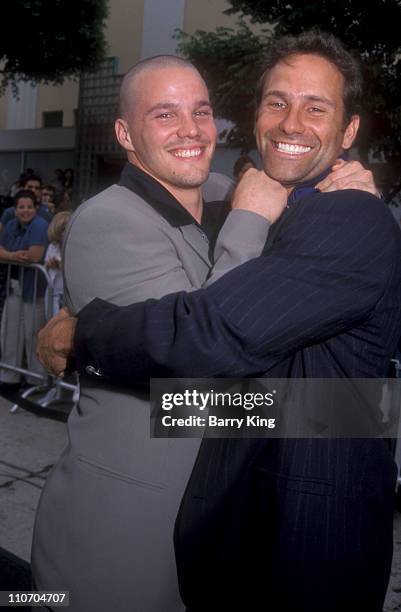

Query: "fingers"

xmin=36 ymin=341 xmax=67 ymax=377
xmin=37 ymin=349 xmax=67 ymax=377
xmin=317 ymin=161 xmax=360 ymax=190
xmin=15 ymin=252 xmax=29 ymax=263
xmin=37 ymin=315 xmax=76 ymax=376
xmin=318 ymin=180 xmax=377 ymax=194
xmin=37 ymin=317 xmax=61 ymax=345
xmin=231 ymin=169 xmax=287 ymax=223
xmin=37 ymin=323 xmax=59 ymax=373
xmin=317 ymin=161 xmax=377 ymax=196
xmin=330 ymin=158 xmax=346 ymax=171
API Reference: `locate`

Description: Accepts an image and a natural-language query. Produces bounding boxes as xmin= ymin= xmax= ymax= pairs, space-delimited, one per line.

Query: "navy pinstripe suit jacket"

xmin=75 ymin=188 xmax=401 ymax=611
xmin=76 ymin=189 xmax=401 ymax=383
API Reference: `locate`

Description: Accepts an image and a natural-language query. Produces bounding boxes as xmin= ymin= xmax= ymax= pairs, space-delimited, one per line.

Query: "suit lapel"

xmin=179 ymin=225 xmax=211 ymax=267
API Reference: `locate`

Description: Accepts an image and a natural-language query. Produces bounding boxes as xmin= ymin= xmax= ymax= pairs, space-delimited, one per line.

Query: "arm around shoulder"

xmin=74 ymin=189 xmax=400 ymax=384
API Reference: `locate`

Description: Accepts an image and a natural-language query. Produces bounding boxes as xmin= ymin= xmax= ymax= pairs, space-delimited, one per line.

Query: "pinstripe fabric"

xmin=76 ymin=190 xmax=401 ymax=382
xmin=75 ymin=188 xmax=401 ymax=611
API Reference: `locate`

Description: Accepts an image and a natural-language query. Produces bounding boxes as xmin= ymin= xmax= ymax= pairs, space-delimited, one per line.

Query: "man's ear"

xmin=115 ymin=118 xmax=135 ymax=153
xmin=342 ymin=114 xmax=360 ymax=150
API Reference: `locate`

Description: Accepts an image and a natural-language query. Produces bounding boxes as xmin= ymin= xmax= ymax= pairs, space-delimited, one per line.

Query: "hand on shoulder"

xmin=316 ymin=159 xmax=379 ymax=197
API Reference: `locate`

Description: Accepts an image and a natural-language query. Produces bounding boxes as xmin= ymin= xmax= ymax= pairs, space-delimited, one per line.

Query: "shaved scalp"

xmin=119 ymin=55 xmax=201 ymax=119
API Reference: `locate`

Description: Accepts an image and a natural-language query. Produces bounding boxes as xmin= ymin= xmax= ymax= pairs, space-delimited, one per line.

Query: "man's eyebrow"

xmin=303 ymin=94 xmax=336 ymax=108
xmin=195 ymin=100 xmax=213 ymax=109
xmin=146 ymin=102 xmax=179 ymax=116
xmin=263 ymin=90 xmax=336 ymax=108
xmin=146 ymin=100 xmax=212 ymax=116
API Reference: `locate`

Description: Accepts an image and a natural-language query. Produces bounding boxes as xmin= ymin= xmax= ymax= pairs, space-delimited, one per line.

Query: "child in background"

xmin=45 ymin=211 xmax=71 ymax=316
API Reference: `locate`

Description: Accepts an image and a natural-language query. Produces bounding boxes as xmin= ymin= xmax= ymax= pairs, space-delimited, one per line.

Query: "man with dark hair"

xmin=24 ymin=174 xmax=42 ymax=204
xmin=23 ymin=175 xmax=52 ymax=221
xmin=41 ymin=184 xmax=56 ymax=214
xmin=37 ymin=32 xmax=394 ymax=611
xmin=255 ymin=29 xmax=363 ymax=124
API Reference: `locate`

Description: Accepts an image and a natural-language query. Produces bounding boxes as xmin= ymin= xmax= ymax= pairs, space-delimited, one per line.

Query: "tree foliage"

xmin=177 ymin=0 xmax=401 ymax=196
xmin=0 ymin=0 xmax=108 ymax=92
xmin=177 ymin=23 xmax=273 ymax=149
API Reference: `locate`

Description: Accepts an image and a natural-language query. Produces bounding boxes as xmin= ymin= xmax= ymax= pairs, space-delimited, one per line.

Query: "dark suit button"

xmin=85 ymin=365 xmax=103 ymax=377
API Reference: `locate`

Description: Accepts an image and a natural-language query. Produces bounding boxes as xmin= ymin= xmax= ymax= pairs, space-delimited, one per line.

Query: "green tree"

xmin=1 ymin=0 xmax=108 ymax=92
xmin=177 ymin=0 xmax=401 ymax=198
xmin=177 ymin=23 xmax=273 ymax=149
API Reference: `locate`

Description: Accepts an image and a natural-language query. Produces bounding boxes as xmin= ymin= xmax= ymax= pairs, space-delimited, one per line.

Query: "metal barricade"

xmin=0 ymin=259 xmax=78 ymax=415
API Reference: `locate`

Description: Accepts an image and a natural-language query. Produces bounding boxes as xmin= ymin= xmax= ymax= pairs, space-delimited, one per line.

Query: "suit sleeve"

xmin=63 ymin=191 xmax=269 ymax=314
xmin=74 ymin=191 xmax=397 ymax=384
xmin=206 ymin=209 xmax=270 ymax=285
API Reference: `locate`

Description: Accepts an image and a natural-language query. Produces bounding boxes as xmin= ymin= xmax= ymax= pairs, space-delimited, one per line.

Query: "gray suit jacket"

xmin=31 ymin=165 xmax=270 ymax=612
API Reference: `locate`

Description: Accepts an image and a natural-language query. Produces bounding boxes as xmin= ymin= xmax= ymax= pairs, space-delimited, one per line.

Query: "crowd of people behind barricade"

xmin=0 ymin=168 xmax=73 ymax=392
xmin=4 ymin=167 xmax=74 ymax=214
xmin=0 ymin=159 xmax=245 ymax=395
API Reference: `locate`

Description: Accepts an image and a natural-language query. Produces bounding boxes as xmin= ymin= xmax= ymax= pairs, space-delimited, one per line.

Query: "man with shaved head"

xmin=31 ymin=54 xmax=284 ymax=612
xmin=33 ymin=51 xmax=379 ymax=611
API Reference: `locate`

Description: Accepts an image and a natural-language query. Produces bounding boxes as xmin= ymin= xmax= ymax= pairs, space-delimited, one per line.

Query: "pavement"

xmin=0 ymin=396 xmax=68 ymax=562
xmin=0 ymin=396 xmax=400 ymax=610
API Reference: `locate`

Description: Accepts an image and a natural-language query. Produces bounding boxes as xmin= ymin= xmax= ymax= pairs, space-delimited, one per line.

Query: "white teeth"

xmin=276 ymin=142 xmax=311 ymax=154
xmin=171 ymin=148 xmax=202 ymax=158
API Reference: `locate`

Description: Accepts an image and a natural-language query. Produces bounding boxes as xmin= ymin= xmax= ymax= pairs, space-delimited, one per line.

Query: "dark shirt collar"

xmin=119 ymin=162 xmax=205 ymax=228
xmin=287 ymin=153 xmax=348 ymax=208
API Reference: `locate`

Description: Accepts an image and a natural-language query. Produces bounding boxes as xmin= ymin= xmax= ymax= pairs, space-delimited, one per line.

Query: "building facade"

xmin=0 ymin=0 xmax=248 ymax=200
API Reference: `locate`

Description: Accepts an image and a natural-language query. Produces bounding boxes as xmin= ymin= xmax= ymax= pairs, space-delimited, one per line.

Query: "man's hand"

xmin=13 ymin=250 xmax=30 ymax=263
xmin=231 ymin=168 xmax=288 ymax=224
xmin=316 ymin=159 xmax=379 ymax=196
xmin=37 ymin=307 xmax=77 ymax=376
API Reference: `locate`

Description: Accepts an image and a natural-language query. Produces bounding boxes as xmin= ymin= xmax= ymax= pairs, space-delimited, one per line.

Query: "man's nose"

xmin=177 ymin=113 xmax=200 ymax=139
xmin=279 ymin=106 xmax=305 ymax=135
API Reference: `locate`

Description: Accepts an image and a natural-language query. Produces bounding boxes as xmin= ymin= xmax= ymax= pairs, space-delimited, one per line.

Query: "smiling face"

xmin=15 ymin=197 xmax=37 ymax=225
xmin=115 ymin=65 xmax=217 ymax=197
xmin=255 ymin=53 xmax=360 ymax=186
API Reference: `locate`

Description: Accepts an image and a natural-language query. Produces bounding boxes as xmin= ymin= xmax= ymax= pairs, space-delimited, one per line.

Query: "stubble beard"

xmin=260 ymin=133 xmax=321 ymax=187
xmin=171 ymin=167 xmax=210 ymax=189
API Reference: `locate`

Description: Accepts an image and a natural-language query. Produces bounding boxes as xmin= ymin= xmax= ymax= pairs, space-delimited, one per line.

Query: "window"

xmin=42 ymin=111 xmax=63 ymax=128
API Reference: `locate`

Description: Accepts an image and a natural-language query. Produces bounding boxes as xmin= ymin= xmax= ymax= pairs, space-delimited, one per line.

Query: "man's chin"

xmin=174 ymin=171 xmax=210 ymax=189
xmin=263 ymin=165 xmax=316 ymax=187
